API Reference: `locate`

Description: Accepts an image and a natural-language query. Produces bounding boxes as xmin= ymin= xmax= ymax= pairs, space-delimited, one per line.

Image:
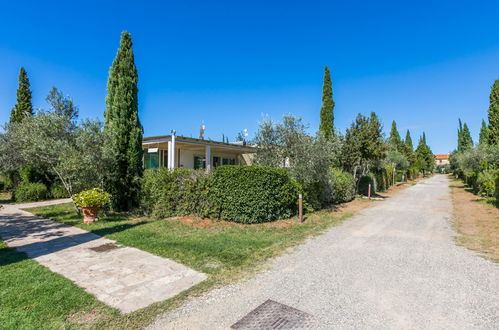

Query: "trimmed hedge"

xmin=328 ymin=168 xmax=355 ymax=203
xmin=14 ymin=183 xmax=48 ymax=202
xmin=358 ymin=175 xmax=375 ymax=196
xmin=142 ymin=168 xmax=214 ymax=219
xmin=211 ymin=166 xmax=299 ymax=223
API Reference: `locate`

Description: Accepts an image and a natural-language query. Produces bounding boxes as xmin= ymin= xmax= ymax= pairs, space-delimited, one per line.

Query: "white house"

xmin=142 ymin=131 xmax=255 ymax=170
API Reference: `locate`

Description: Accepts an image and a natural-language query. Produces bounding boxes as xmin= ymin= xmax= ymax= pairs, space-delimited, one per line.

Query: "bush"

xmin=476 ymin=170 xmax=495 ymax=197
xmin=495 ymin=170 xmax=499 ymax=206
xmin=211 ymin=166 xmax=299 ymax=223
xmin=14 ymin=183 xmax=48 ymax=202
xmin=358 ymin=175 xmax=375 ymax=196
xmin=328 ymin=168 xmax=355 ymax=203
xmin=72 ymin=188 xmax=111 ymax=208
xmin=141 ymin=168 xmax=215 ymax=219
xmin=50 ymin=185 xmax=69 ymax=199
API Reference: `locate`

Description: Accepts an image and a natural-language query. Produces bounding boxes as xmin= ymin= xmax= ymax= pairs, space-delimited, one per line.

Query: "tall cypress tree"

xmin=479 ymin=119 xmax=489 ymax=145
xmin=388 ymin=120 xmax=403 ymax=151
xmin=457 ymin=119 xmax=463 ymax=151
xmin=319 ymin=66 xmax=334 ymax=139
xmin=10 ymin=67 xmax=33 ymax=123
xmin=487 ymin=79 xmax=499 ymax=145
xmin=404 ymin=129 xmax=416 ymax=166
xmin=104 ymin=31 xmax=143 ymax=211
xmin=461 ymin=123 xmax=473 ymax=150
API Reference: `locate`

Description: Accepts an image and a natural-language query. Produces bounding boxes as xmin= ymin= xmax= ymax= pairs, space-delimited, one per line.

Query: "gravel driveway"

xmin=148 ymin=175 xmax=498 ymax=329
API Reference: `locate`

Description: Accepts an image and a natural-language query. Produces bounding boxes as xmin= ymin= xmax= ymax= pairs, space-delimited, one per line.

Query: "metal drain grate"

xmin=89 ymin=243 xmax=119 ymax=252
xmin=231 ymin=299 xmax=314 ymax=329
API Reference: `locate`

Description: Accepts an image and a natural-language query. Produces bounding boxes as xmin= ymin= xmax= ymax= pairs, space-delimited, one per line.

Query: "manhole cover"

xmin=89 ymin=243 xmax=119 ymax=252
xmin=231 ymin=299 xmax=314 ymax=329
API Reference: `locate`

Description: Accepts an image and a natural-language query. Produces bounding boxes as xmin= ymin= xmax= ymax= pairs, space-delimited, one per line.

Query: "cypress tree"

xmin=457 ymin=119 xmax=463 ymax=151
xmin=388 ymin=120 xmax=403 ymax=151
xmin=319 ymin=66 xmax=334 ymax=139
xmin=461 ymin=123 xmax=473 ymax=150
xmin=10 ymin=67 xmax=33 ymax=123
xmin=479 ymin=119 xmax=489 ymax=145
xmin=404 ymin=130 xmax=416 ymax=166
xmin=104 ymin=31 xmax=143 ymax=211
xmin=487 ymin=79 xmax=499 ymax=145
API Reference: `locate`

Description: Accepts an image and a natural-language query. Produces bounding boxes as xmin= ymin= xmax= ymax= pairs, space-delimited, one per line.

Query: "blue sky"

xmin=1 ymin=0 xmax=498 ymax=154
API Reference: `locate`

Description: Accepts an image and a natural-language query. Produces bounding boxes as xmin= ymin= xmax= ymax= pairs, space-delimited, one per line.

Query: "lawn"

xmin=2 ymin=198 xmax=374 ymax=328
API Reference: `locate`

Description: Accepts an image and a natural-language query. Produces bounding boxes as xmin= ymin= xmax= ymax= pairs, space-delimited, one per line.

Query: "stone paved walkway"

xmin=0 ymin=200 xmax=206 ymax=313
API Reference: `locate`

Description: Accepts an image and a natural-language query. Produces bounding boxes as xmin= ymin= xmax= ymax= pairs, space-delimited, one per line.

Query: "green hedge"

xmin=14 ymin=183 xmax=48 ymax=202
xmin=476 ymin=169 xmax=495 ymax=197
xmin=358 ymin=175 xmax=375 ymax=196
xmin=495 ymin=170 xmax=499 ymax=207
xmin=328 ymin=168 xmax=355 ymax=203
xmin=211 ymin=166 xmax=299 ymax=223
xmin=142 ymin=168 xmax=214 ymax=219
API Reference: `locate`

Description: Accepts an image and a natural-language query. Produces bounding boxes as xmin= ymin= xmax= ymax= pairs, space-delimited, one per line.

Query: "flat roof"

xmin=143 ymin=135 xmax=256 ymax=153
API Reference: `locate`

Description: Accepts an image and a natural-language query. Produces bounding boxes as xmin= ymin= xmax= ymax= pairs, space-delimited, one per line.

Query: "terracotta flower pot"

xmin=82 ymin=206 xmax=100 ymax=224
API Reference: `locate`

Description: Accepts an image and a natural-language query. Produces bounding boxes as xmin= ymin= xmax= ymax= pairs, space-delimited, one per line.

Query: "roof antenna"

xmin=199 ymin=121 xmax=206 ymax=140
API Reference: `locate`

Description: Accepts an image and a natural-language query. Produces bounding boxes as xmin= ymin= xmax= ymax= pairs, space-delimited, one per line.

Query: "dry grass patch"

xmin=450 ymin=178 xmax=498 ymax=263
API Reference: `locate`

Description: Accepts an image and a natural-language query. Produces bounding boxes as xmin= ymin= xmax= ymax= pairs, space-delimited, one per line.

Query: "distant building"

xmin=434 ymin=154 xmax=450 ymax=165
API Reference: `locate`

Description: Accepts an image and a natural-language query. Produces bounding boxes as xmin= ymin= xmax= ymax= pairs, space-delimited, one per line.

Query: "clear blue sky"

xmin=1 ymin=0 xmax=498 ymax=154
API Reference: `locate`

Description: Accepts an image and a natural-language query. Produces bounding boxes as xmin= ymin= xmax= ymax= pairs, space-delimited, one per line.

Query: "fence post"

xmin=368 ymin=184 xmax=371 ymax=200
xmin=298 ymin=193 xmax=303 ymax=223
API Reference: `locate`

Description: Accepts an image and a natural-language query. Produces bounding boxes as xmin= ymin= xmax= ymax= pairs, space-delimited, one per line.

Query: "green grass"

xmin=0 ymin=240 xmax=116 ymax=329
xmin=3 ymin=203 xmax=355 ymax=328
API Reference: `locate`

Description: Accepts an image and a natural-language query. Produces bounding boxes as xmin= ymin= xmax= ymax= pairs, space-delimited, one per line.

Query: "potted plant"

xmin=72 ymin=188 xmax=111 ymax=224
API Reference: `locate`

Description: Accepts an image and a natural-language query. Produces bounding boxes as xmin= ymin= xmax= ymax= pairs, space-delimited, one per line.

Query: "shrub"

xmin=328 ymin=168 xmax=355 ymax=203
xmin=141 ymin=168 xmax=215 ymax=218
xmin=14 ymin=183 xmax=48 ymax=202
xmin=72 ymin=188 xmax=111 ymax=208
xmin=358 ymin=175 xmax=375 ymax=196
xmin=211 ymin=166 xmax=299 ymax=223
xmin=495 ymin=170 xmax=499 ymax=206
xmin=476 ymin=170 xmax=495 ymax=197
xmin=50 ymin=185 xmax=69 ymax=199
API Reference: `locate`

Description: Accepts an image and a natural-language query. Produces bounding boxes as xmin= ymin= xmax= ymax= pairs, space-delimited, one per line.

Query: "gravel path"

xmin=148 ymin=175 xmax=498 ymax=329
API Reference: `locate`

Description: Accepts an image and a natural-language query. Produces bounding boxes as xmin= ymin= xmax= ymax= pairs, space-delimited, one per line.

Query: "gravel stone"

xmin=148 ymin=175 xmax=498 ymax=329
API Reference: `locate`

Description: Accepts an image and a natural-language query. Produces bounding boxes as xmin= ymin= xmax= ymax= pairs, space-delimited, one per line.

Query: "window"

xmin=222 ymin=158 xmax=236 ymax=165
xmin=144 ymin=151 xmax=159 ymax=169
xmin=194 ymin=156 xmax=206 ymax=170
xmin=213 ymin=156 xmax=221 ymax=168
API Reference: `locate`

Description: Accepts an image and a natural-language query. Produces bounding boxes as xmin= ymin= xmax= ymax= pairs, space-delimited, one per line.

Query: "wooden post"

xmin=368 ymin=184 xmax=371 ymax=200
xmin=298 ymin=194 xmax=303 ymax=223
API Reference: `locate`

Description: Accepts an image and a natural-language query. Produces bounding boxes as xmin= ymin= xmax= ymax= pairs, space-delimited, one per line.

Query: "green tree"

xmin=104 ymin=31 xmax=143 ymax=211
xmin=319 ymin=66 xmax=334 ymax=139
xmin=462 ymin=123 xmax=473 ymax=150
xmin=388 ymin=120 xmax=403 ymax=152
xmin=457 ymin=119 xmax=464 ymax=151
xmin=479 ymin=119 xmax=489 ymax=145
xmin=415 ymin=133 xmax=434 ymax=175
xmin=46 ymin=86 xmax=78 ymax=120
xmin=10 ymin=67 xmax=33 ymax=123
xmin=487 ymin=79 xmax=499 ymax=145
xmin=403 ymin=129 xmax=416 ymax=166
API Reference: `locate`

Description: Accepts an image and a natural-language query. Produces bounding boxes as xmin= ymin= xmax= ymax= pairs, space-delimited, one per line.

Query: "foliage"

xmin=50 ymin=184 xmax=69 ymax=199
xmin=385 ymin=149 xmax=409 ymax=171
xmin=72 ymin=188 xmax=111 ymax=208
xmin=388 ymin=120 xmax=403 ymax=152
xmin=495 ymin=170 xmax=499 ymax=204
xmin=415 ymin=134 xmax=434 ymax=175
xmin=14 ymin=182 xmax=48 ymax=202
xmin=0 ymin=111 xmax=109 ymax=201
xmin=319 ymin=66 xmax=334 ymax=139
xmin=404 ymin=129 xmax=416 ymax=166
xmin=479 ymin=119 xmax=489 ymax=145
xmin=211 ymin=166 xmax=299 ymax=223
xmin=45 ymin=86 xmax=79 ymax=119
xmin=253 ymin=115 xmax=341 ymax=209
xmin=341 ymin=113 xmax=386 ymax=178
xmin=141 ymin=168 xmax=214 ymax=219
xmin=9 ymin=67 xmax=33 ymax=123
xmin=488 ymin=79 xmax=499 ymax=145
xmin=476 ymin=169 xmax=496 ymax=197
xmin=357 ymin=175 xmax=375 ymax=196
xmin=328 ymin=168 xmax=355 ymax=203
xmin=104 ymin=31 xmax=143 ymax=211
xmin=457 ymin=119 xmax=473 ymax=151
